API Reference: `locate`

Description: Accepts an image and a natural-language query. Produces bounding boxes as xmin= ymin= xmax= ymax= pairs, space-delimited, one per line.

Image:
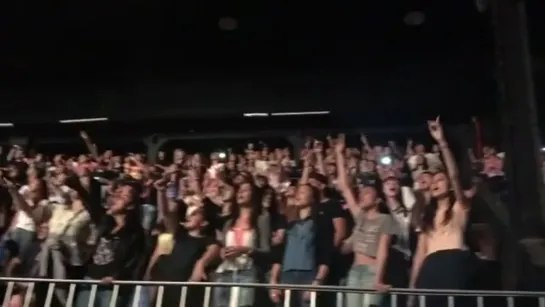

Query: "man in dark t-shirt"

xmin=149 ymin=206 xmax=220 ymax=307
xmin=308 ymin=172 xmax=348 ymax=293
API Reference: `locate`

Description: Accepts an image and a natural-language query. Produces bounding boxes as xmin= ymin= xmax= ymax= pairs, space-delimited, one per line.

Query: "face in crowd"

xmin=295 ymin=184 xmax=318 ymax=208
xmin=358 ymin=185 xmax=379 ymax=210
xmin=184 ymin=207 xmax=208 ymax=231
xmin=236 ymin=182 xmax=253 ymax=207
xmin=417 ymin=172 xmax=433 ymax=191
xmin=430 ymin=171 xmax=450 ymax=198
xmin=382 ymin=177 xmax=400 ymax=198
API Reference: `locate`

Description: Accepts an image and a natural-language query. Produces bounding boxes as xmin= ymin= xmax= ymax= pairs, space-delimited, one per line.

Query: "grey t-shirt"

xmin=351 ymin=212 xmax=396 ymax=258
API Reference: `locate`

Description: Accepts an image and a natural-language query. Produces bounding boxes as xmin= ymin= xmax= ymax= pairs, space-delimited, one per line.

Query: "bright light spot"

xmin=403 ymin=11 xmax=426 ymax=26
xmin=219 ymin=17 xmax=238 ymax=31
xmin=380 ymin=156 xmax=392 ymax=166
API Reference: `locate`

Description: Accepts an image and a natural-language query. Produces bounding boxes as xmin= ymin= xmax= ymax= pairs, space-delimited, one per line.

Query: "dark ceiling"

xmin=0 ymin=0 xmax=543 ymax=124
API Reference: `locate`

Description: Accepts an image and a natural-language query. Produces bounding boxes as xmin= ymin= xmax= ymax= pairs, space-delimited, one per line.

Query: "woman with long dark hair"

xmin=409 ymin=118 xmax=473 ymax=307
xmin=213 ymin=180 xmax=272 ymax=307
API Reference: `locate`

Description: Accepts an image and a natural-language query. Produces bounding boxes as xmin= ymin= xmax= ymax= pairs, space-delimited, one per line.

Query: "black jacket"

xmin=68 ymin=176 xmax=146 ymax=280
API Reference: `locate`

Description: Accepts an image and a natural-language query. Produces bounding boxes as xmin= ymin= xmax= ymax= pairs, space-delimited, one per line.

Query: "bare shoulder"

xmin=453 ymin=200 xmax=469 ymax=213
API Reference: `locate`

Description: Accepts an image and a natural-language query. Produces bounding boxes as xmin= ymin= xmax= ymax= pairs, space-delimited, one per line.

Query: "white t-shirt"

xmin=14 ymin=185 xmax=48 ymax=232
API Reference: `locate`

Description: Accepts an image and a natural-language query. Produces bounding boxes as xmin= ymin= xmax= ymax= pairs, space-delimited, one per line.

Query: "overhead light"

xmin=403 ymin=11 xmax=426 ymax=26
xmin=243 ymin=113 xmax=269 ymax=117
xmin=0 ymin=123 xmax=14 ymax=127
xmin=270 ymin=111 xmax=330 ymax=116
xmin=59 ymin=117 xmax=108 ymax=124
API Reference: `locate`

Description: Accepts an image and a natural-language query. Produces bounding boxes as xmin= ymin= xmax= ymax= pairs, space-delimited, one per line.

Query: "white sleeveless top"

xmin=14 ymin=185 xmax=49 ymax=231
xmin=216 ymin=228 xmax=255 ymax=273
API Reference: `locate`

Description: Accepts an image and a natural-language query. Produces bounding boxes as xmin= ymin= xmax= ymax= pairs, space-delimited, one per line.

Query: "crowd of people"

xmin=0 ymin=118 xmax=509 ymax=307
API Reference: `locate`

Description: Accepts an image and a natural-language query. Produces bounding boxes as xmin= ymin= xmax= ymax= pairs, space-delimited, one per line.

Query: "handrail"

xmin=1 ymin=277 xmax=544 ymax=297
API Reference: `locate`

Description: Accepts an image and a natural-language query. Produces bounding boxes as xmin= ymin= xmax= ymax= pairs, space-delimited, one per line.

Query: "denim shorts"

xmin=345 ymin=265 xmax=383 ymax=307
xmin=279 ymin=270 xmax=317 ymax=307
xmin=213 ymin=269 xmax=257 ymax=307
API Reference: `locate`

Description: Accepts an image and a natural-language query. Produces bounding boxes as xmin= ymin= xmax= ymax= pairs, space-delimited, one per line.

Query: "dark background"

xmin=0 ymin=0 xmax=544 ymax=134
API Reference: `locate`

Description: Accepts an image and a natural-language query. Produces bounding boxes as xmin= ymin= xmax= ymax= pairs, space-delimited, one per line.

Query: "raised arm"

xmin=298 ymin=151 xmax=312 ymax=185
xmin=428 ymin=117 xmax=465 ymax=206
xmin=334 ymin=134 xmax=359 ymax=217
xmin=79 ymin=131 xmax=99 ymax=159
xmin=405 ymin=139 xmax=415 ymax=158
xmin=65 ymin=174 xmax=105 ymax=224
xmin=360 ymin=133 xmax=372 ymax=153
xmin=2 ymin=179 xmax=45 ymax=223
xmin=313 ymin=140 xmax=326 ymax=175
xmin=155 ymin=166 xmax=181 ymax=234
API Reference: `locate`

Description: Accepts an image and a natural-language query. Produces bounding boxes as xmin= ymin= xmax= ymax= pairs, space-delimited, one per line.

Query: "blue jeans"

xmin=130 ymin=286 xmax=152 ymax=307
xmin=8 ymin=228 xmax=35 ymax=256
xmin=345 ymin=265 xmax=383 ymax=307
xmin=213 ymin=269 xmax=257 ymax=307
xmin=75 ymin=277 xmax=127 ymax=307
xmin=140 ymin=204 xmax=157 ymax=232
xmin=279 ymin=270 xmax=316 ymax=307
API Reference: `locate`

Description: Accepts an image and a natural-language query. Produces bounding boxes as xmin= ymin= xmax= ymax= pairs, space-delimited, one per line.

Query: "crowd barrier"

xmin=1 ymin=277 xmax=545 ymax=307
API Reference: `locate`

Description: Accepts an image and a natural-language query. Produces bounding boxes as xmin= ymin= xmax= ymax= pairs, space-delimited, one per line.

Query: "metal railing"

xmin=1 ymin=277 xmax=545 ymax=307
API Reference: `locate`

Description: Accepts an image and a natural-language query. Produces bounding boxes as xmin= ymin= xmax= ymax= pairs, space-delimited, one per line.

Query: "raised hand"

xmin=313 ymin=139 xmax=323 ymax=153
xmin=335 ymin=134 xmax=346 ymax=154
xmin=0 ymin=176 xmax=14 ymax=189
xmin=427 ymin=116 xmax=445 ymax=141
xmin=360 ymin=133 xmax=368 ymax=144
xmin=80 ymin=131 xmax=89 ymax=140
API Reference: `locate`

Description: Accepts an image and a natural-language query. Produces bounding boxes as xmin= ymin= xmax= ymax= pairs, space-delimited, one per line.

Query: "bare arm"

xmin=4 ymin=257 xmax=21 ymax=277
xmin=144 ymin=244 xmax=162 ymax=280
xmin=79 ymin=131 xmax=99 ymax=159
xmin=298 ymin=152 xmax=312 ymax=185
xmin=335 ymin=134 xmax=359 ymax=218
xmin=405 ymin=139 xmax=414 ymax=158
xmin=315 ymin=151 xmax=326 ymax=175
xmin=156 ymin=185 xmax=179 ymax=234
xmin=428 ymin=118 xmax=465 ymax=207
xmin=196 ymin=243 xmax=221 ymax=269
xmin=5 ymin=184 xmax=44 ymax=223
xmin=360 ymin=133 xmax=372 ymax=153
xmin=269 ymin=263 xmax=282 ymax=284
xmin=409 ymin=233 xmax=428 ymax=288
xmin=313 ymin=140 xmax=326 ymax=175
xmin=332 ymin=217 xmax=347 ymax=248
xmin=374 ymin=233 xmax=391 ymax=285
xmin=6 ymin=147 xmax=15 ymax=162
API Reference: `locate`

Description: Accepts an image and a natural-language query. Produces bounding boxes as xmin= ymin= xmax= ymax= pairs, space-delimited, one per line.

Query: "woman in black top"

xmin=70 ymin=178 xmax=146 ymax=307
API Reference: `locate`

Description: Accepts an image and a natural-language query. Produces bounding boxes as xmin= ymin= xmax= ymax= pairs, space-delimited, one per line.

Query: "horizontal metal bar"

xmin=0 ymin=277 xmax=544 ymax=297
